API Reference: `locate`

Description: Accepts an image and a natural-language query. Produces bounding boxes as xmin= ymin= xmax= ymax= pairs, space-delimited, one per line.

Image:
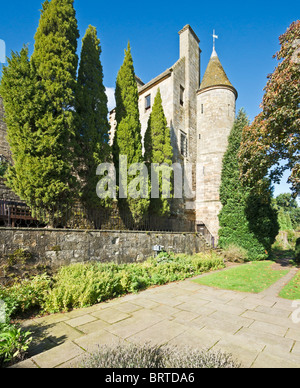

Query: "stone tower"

xmin=196 ymin=47 xmax=238 ymax=239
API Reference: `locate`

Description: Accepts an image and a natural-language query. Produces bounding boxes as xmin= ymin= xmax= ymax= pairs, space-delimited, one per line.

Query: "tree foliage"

xmin=239 ymin=20 xmax=300 ymax=196
xmin=113 ymin=42 xmax=149 ymax=221
xmin=219 ymin=109 xmax=279 ymax=260
xmin=75 ymin=25 xmax=110 ymax=208
xmin=0 ymin=0 xmax=79 ymax=212
xmin=274 ymin=193 xmax=300 ymax=229
xmin=144 ymin=89 xmax=173 ymax=216
xmin=0 ymin=47 xmax=36 ymax=198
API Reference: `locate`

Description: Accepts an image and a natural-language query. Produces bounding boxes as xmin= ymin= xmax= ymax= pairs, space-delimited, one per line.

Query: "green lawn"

xmin=279 ymin=271 xmax=300 ymax=300
xmin=192 ymin=261 xmax=289 ymax=294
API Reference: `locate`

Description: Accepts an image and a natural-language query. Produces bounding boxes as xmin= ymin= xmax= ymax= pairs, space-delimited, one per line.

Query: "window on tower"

xmin=180 ymin=86 xmax=185 ymax=106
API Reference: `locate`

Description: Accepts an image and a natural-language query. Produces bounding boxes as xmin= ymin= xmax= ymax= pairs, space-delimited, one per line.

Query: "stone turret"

xmin=196 ymin=48 xmax=237 ymax=239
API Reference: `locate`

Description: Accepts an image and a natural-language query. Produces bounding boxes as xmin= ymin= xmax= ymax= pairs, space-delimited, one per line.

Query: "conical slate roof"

xmin=200 ymin=49 xmax=237 ymax=96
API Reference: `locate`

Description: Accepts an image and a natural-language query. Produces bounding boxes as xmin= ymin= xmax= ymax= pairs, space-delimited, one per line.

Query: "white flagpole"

xmin=212 ymin=30 xmax=218 ymax=50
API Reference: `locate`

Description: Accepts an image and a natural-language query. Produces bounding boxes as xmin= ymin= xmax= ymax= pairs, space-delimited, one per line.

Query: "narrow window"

xmin=201 ymin=104 xmax=204 ymax=114
xmin=180 ymin=132 xmax=188 ymax=158
xmin=145 ymin=94 xmax=151 ymax=111
xmin=180 ymin=86 xmax=185 ymax=106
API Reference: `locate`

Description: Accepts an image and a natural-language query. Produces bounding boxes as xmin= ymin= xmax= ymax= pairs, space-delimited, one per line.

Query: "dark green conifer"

xmin=219 ymin=109 xmax=279 ymax=260
xmin=113 ymin=42 xmax=149 ymax=222
xmin=0 ymin=47 xmax=36 ymax=199
xmin=29 ymin=0 xmax=79 ymax=210
xmin=144 ymin=89 xmax=173 ymax=216
xmin=75 ymin=25 xmax=110 ymax=208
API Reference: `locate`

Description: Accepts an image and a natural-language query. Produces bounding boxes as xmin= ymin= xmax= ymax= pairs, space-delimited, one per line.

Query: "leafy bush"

xmin=0 ymin=325 xmax=32 ymax=367
xmin=80 ymin=343 xmax=241 ymax=369
xmin=0 ymin=274 xmax=51 ymax=318
xmin=0 ymin=252 xmax=224 ymax=319
xmin=44 ymin=253 xmax=224 ymax=313
xmin=0 ymin=275 xmax=48 ymax=367
xmin=221 ymin=244 xmax=248 ymax=263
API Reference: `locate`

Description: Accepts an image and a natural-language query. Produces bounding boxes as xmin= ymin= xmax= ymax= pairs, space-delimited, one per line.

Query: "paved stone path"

xmin=11 ymin=266 xmax=300 ymax=368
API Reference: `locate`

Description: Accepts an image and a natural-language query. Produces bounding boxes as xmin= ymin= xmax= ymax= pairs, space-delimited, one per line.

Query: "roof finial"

xmin=212 ymin=30 xmax=218 ymax=57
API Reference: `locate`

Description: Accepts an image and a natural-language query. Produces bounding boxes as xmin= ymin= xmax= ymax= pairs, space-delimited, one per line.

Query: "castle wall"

xmin=178 ymin=25 xmax=201 ymax=174
xmin=138 ymin=72 xmax=174 ymax=152
xmin=0 ymin=228 xmax=208 ymax=267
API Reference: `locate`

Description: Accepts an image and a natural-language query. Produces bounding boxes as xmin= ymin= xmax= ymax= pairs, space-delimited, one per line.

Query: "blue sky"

xmin=0 ymin=0 xmax=299 ymax=200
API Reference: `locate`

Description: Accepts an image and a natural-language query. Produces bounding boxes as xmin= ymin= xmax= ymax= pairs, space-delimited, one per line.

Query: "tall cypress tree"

xmin=218 ymin=109 xmax=279 ymax=260
xmin=144 ymin=89 xmax=173 ymax=216
xmin=113 ymin=42 xmax=149 ymax=222
xmin=0 ymin=47 xmax=36 ymax=197
xmin=75 ymin=25 xmax=110 ymax=208
xmin=27 ymin=0 xmax=79 ymax=211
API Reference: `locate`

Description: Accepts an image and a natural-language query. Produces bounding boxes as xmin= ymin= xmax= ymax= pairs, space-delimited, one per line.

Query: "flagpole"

xmin=212 ymin=30 xmax=218 ymax=51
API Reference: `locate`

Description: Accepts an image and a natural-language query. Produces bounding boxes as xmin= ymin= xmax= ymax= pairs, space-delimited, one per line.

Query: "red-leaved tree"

xmin=240 ymin=20 xmax=300 ymax=196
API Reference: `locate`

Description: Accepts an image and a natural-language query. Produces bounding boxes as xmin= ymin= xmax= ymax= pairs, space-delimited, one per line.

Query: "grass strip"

xmin=279 ymin=271 xmax=300 ymax=300
xmin=192 ymin=261 xmax=289 ymax=293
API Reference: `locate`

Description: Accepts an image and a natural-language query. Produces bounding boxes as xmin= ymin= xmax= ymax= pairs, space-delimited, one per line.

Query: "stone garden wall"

xmin=0 ymin=228 xmax=208 ymax=268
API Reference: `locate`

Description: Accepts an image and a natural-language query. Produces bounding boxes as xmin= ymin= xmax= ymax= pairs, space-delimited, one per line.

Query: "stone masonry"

xmin=0 ymin=228 xmax=208 ymax=268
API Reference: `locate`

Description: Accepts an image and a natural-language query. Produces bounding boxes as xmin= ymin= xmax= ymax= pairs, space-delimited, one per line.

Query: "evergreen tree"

xmin=144 ymin=89 xmax=173 ymax=216
xmin=75 ymin=25 xmax=110 ymax=208
xmin=219 ymin=109 xmax=279 ymax=260
xmin=0 ymin=47 xmax=37 ymax=197
xmin=21 ymin=0 xmax=79 ymax=212
xmin=113 ymin=42 xmax=149 ymax=222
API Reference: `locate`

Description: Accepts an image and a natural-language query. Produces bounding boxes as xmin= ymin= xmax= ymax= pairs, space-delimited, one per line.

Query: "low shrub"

xmin=80 ymin=343 xmax=241 ymax=369
xmin=0 ymin=324 xmax=32 ymax=367
xmin=44 ymin=252 xmax=224 ymax=314
xmin=0 ymin=273 xmax=51 ymax=367
xmin=221 ymin=244 xmax=248 ymax=263
xmin=0 ymin=252 xmax=224 ymax=316
xmin=0 ymin=273 xmax=52 ymax=318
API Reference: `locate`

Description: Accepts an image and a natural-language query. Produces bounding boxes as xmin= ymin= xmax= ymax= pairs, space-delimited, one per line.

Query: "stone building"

xmin=110 ymin=25 xmax=238 ymax=240
xmin=0 ymin=25 xmax=237 ymax=240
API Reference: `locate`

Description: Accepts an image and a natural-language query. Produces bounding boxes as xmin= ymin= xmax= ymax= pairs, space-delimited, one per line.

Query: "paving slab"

xmin=10 ymin=265 xmax=300 ymax=369
xmin=32 ymin=341 xmax=85 ymax=369
xmin=127 ymin=320 xmax=187 ymax=346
